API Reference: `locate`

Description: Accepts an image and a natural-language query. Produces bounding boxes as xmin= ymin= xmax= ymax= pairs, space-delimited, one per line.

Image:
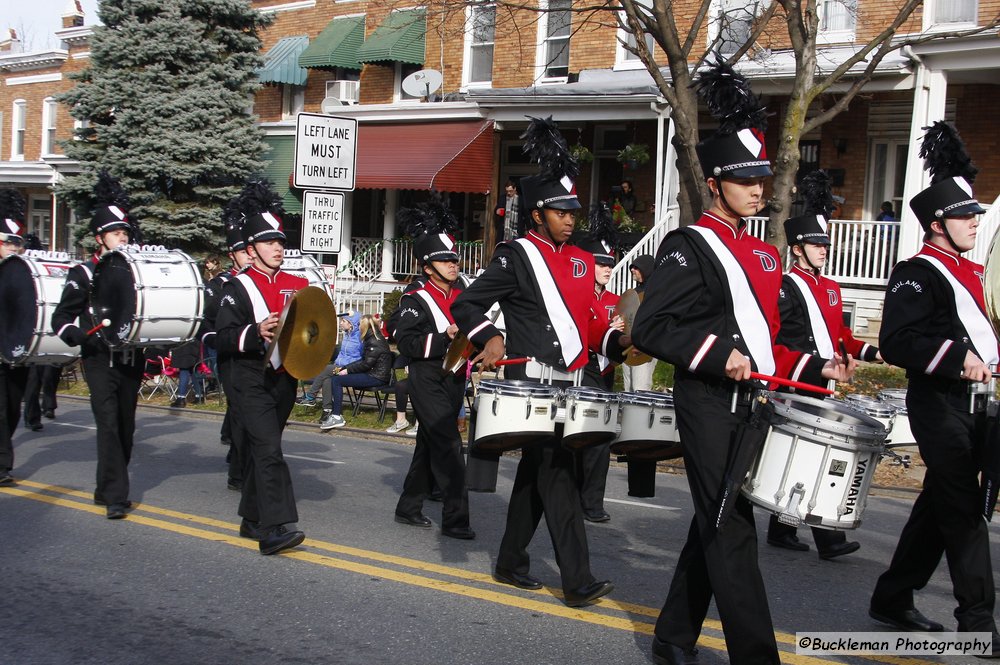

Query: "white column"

xmin=50 ymin=191 xmax=58 ymax=251
xmin=380 ymin=188 xmax=397 ymax=281
xmin=899 ymin=65 xmax=949 ymax=259
xmin=339 ymin=190 xmax=354 ymax=267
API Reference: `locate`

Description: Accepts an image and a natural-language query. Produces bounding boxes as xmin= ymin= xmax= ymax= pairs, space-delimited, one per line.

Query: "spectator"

xmin=296 ymin=311 xmax=362 ymax=413
xmin=495 ymin=179 xmax=520 ymax=242
xmin=385 ymin=375 xmax=420 ymax=436
xmin=319 ymin=314 xmax=392 ymax=430
xmin=876 ymin=201 xmax=896 ymax=221
xmin=616 ymin=179 xmax=638 ymax=217
xmin=170 ymin=340 xmax=204 ymax=407
xmin=202 ymin=254 xmax=225 ymax=281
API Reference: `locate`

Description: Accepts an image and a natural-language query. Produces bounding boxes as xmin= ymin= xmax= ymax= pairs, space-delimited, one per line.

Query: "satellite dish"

xmin=401 ymin=69 xmax=443 ymax=99
xmin=321 ymin=97 xmax=345 ymax=114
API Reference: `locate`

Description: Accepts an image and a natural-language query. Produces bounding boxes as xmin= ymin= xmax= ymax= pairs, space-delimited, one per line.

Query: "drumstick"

xmin=86 ymin=319 xmax=111 ymax=336
xmin=494 ymin=357 xmax=532 ymax=367
xmin=749 ymin=371 xmax=835 ymax=396
xmin=838 ymin=338 xmax=849 ymax=368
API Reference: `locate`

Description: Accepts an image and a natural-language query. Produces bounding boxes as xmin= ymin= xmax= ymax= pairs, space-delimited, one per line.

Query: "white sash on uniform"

xmin=785 ymin=272 xmax=836 ymax=359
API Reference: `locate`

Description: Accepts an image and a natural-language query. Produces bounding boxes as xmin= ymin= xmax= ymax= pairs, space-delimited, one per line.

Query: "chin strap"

xmin=794 ymin=244 xmax=822 ymax=275
xmin=425 ymin=262 xmax=456 ymax=290
xmin=938 ymin=218 xmax=964 ymax=254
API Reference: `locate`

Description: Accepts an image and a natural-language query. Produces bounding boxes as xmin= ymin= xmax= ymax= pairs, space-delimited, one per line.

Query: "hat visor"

xmin=96 ymin=221 xmax=131 ymax=235
xmin=247 ymin=231 xmax=286 ymax=244
xmin=803 ymin=236 xmax=831 ymax=246
xmin=545 ymin=198 xmax=582 ymax=211
xmin=594 ymin=256 xmax=615 ymax=266
xmin=725 ymin=164 xmax=773 ymax=178
xmin=947 ymin=201 xmax=987 ymax=218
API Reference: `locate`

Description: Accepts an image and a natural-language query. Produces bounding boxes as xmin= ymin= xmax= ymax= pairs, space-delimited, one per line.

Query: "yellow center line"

xmin=1 ymin=482 xmax=928 ymax=665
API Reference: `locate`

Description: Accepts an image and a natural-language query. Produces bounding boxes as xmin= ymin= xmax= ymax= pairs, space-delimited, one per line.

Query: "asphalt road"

xmin=1 ymin=397 xmax=996 ymax=665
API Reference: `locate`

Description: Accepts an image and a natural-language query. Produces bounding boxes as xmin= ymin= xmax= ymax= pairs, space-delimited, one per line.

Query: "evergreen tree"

xmin=58 ymin=0 xmax=272 ymax=252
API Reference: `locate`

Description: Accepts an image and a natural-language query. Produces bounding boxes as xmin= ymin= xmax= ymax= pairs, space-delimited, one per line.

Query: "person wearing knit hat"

xmin=0 ymin=189 xmax=29 ymax=486
xmin=51 ymin=172 xmax=145 ymax=519
xmin=622 ymin=254 xmax=658 ymax=392
xmin=764 ymin=170 xmax=881 ymax=561
xmin=870 ymin=122 xmax=1000 ymax=652
xmin=214 ymin=180 xmax=308 ymax=556
xmin=453 ymin=116 xmax=631 ymax=608
xmin=392 ymin=201 xmax=474 ymax=540
xmin=631 ymin=57 xmax=854 ymax=665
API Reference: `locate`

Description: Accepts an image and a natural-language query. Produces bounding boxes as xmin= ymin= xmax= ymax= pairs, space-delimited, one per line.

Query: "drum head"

xmin=91 ymin=252 xmax=137 ymax=347
xmin=0 ymin=256 xmax=38 ymax=362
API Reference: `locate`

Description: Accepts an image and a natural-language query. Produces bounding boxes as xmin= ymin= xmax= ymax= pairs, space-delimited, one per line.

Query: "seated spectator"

xmin=320 ymin=314 xmax=392 ymax=430
xmin=170 ymin=339 xmax=203 ymax=407
xmin=297 ymin=311 xmax=362 ymax=410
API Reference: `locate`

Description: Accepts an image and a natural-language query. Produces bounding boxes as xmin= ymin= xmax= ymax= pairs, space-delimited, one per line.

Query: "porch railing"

xmin=389 ymin=238 xmax=485 ymax=278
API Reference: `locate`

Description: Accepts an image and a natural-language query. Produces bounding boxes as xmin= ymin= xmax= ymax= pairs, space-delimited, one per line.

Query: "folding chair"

xmin=142 ymin=356 xmax=179 ymax=401
xmin=351 ymin=352 xmax=398 ymax=423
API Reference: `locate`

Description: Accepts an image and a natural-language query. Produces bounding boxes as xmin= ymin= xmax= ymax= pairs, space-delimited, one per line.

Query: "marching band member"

xmin=51 ymin=176 xmax=144 ymax=519
xmin=870 ymin=122 xmax=999 ymax=654
xmin=631 ymin=60 xmax=853 ymax=665
xmin=576 ymin=203 xmax=624 ymax=523
xmin=392 ymin=203 xmax=474 ymax=539
xmin=766 ymin=170 xmax=880 ymax=560
xmin=0 ymin=190 xmax=29 ymax=486
xmin=214 ymin=209 xmax=306 ymax=556
xmin=201 ymin=220 xmax=251 ymax=491
xmin=453 ymin=117 xmax=630 ymax=608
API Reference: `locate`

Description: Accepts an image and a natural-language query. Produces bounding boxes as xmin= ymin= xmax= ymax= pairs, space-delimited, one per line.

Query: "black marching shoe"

xmin=28 ymin=422 xmax=43 ymax=432
xmin=258 ymin=525 xmax=305 ymax=555
xmin=869 ymin=605 xmax=944 ymax=632
xmin=94 ymin=498 xmax=132 ymax=508
xmin=564 ymin=580 xmax=614 ymax=608
xmin=42 ymin=409 xmax=55 ymax=419
xmin=441 ymin=525 xmax=476 ymax=540
xmin=106 ymin=503 xmax=130 ymax=519
xmin=239 ymin=518 xmax=263 ymax=541
xmin=0 ymin=472 xmax=15 ymax=486
xmin=583 ymin=510 xmax=611 ymax=523
xmin=226 ymin=478 xmax=242 ymax=491
xmin=651 ymin=636 xmax=700 ymax=665
xmin=394 ymin=512 xmax=432 ymax=528
xmin=767 ymin=532 xmax=810 ymax=552
xmin=493 ymin=567 xmax=543 ymax=590
xmin=818 ymin=540 xmax=860 ymax=560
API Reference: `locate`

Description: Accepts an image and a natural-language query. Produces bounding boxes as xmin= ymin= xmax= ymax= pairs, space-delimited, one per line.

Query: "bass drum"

xmin=90 ymin=247 xmax=204 ymax=349
xmin=0 ymin=252 xmax=79 ymax=365
xmin=282 ymin=250 xmax=333 ymax=299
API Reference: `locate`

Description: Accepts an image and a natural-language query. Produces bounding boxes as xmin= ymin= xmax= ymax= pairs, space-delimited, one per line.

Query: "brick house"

xmin=2 ymin=0 xmax=998 ymax=334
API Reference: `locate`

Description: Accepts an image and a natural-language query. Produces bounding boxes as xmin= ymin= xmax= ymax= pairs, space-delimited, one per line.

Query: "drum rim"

xmin=619 ymin=391 xmax=673 ymax=407
xmin=844 ymin=395 xmax=898 ymax=418
xmin=478 ymin=379 xmax=559 ymax=396
xmin=771 ymin=393 xmax=887 ymax=438
xmin=564 ymin=386 xmax=618 ymax=402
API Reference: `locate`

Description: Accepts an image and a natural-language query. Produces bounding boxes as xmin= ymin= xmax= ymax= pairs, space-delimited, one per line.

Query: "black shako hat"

xmin=518 ymin=116 xmax=581 ymax=212
xmin=415 ymin=233 xmax=459 ymax=264
xmin=784 ymin=170 xmax=835 ymax=246
xmin=909 ymin=121 xmax=985 ymax=230
xmin=241 ymin=211 xmax=286 ymax=245
xmin=576 ymin=202 xmax=617 ymax=266
xmin=89 ymin=171 xmax=136 ymax=238
xmin=225 ymin=223 xmax=246 ymax=252
xmin=693 ymin=56 xmax=772 ymax=180
xmin=90 ymin=205 xmax=131 ymax=236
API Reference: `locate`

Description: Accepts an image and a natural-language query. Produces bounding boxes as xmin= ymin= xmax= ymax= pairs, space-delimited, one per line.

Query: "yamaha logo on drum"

xmin=843 ymin=459 xmax=868 ymax=515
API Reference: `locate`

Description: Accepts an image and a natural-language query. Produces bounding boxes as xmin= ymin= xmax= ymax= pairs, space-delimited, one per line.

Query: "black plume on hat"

xmin=784 ymin=170 xmax=834 ymax=246
xmin=23 ymin=233 xmax=43 ymax=251
xmin=910 ymin=121 xmax=985 ymax=229
xmin=223 ymin=178 xmax=285 ymax=246
xmin=920 ymin=121 xmax=978 ymax=185
xmin=693 ymin=55 xmax=768 ymax=137
xmin=90 ymin=170 xmax=137 ymax=240
xmin=399 ymin=200 xmax=460 ymax=265
xmin=576 ymin=203 xmax=618 ymax=266
xmin=799 ymin=170 xmax=835 ymax=220
xmin=0 ymin=189 xmax=25 ymax=224
xmin=521 ymin=116 xmax=580 ymax=183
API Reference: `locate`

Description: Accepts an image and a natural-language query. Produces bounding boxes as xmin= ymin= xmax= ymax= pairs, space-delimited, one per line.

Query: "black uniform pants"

xmin=395 ymin=361 xmax=469 ymax=529
xmin=229 ymin=365 xmax=298 ymax=530
xmin=23 ymin=364 xmax=59 ymax=427
xmin=871 ymin=385 xmax=996 ymax=632
xmin=576 ymin=443 xmax=611 ymax=515
xmin=0 ymin=364 xmax=28 ymax=474
xmin=83 ymin=353 xmax=143 ymax=505
xmin=654 ymin=374 xmax=779 ymax=665
xmin=216 ymin=356 xmax=242 ymax=485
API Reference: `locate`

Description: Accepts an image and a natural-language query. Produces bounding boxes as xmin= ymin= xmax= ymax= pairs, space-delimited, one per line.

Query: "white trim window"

xmin=462 ymin=2 xmax=495 ymax=88
xmin=818 ymin=0 xmax=857 ymax=42
xmin=536 ymin=0 xmax=571 ymax=83
xmin=708 ymin=0 xmax=757 ymax=54
xmin=395 ymin=62 xmax=424 ymax=103
xmin=924 ymin=0 xmax=978 ymax=29
xmin=41 ymin=97 xmax=58 ymax=156
xmin=11 ymin=100 xmax=26 ymax=161
xmin=280 ymin=84 xmax=305 ymax=120
xmin=615 ymin=0 xmax=656 ymax=69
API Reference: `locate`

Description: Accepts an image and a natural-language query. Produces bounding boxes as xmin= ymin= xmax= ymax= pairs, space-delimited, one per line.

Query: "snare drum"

xmin=91 ymin=247 xmax=204 ymax=349
xmin=472 ymin=380 xmax=559 ymax=452
xmin=877 ymin=389 xmax=915 ymax=447
xmin=282 ymin=250 xmax=333 ymax=299
xmin=561 ymin=386 xmax=619 ymax=450
xmin=610 ymin=390 xmax=682 ymax=462
xmin=0 ymin=253 xmax=80 ymax=365
xmin=742 ymin=394 xmax=887 ymax=530
xmin=845 ymin=394 xmax=896 ymax=438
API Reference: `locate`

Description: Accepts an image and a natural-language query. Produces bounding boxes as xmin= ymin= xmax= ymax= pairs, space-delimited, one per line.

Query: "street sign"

xmin=293 ymin=113 xmax=357 ymax=191
xmin=301 ymin=190 xmax=345 ymax=253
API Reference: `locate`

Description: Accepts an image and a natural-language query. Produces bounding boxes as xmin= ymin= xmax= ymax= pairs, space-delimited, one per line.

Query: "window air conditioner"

xmin=325 ymin=80 xmax=359 ymax=105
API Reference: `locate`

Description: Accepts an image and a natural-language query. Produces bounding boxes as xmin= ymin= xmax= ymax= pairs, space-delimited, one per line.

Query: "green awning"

xmin=357 ymin=8 xmax=426 ymax=65
xmin=298 ymin=16 xmax=365 ymax=70
xmin=257 ymin=36 xmax=309 ymax=86
xmin=261 ymin=135 xmax=301 ymax=214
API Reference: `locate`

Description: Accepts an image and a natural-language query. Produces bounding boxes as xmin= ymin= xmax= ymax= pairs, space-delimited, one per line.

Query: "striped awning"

xmin=298 ymin=16 xmax=364 ymax=71
xmin=357 ymin=9 xmax=426 ymax=66
xmin=258 ymin=36 xmax=309 ymax=86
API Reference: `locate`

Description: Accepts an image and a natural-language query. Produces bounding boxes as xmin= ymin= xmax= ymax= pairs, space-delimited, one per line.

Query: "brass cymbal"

xmin=984 ymin=226 xmax=1000 ymax=341
xmin=442 ymin=331 xmax=474 ymax=374
xmin=615 ymin=288 xmax=653 ymax=366
xmin=270 ymin=286 xmax=338 ymax=380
